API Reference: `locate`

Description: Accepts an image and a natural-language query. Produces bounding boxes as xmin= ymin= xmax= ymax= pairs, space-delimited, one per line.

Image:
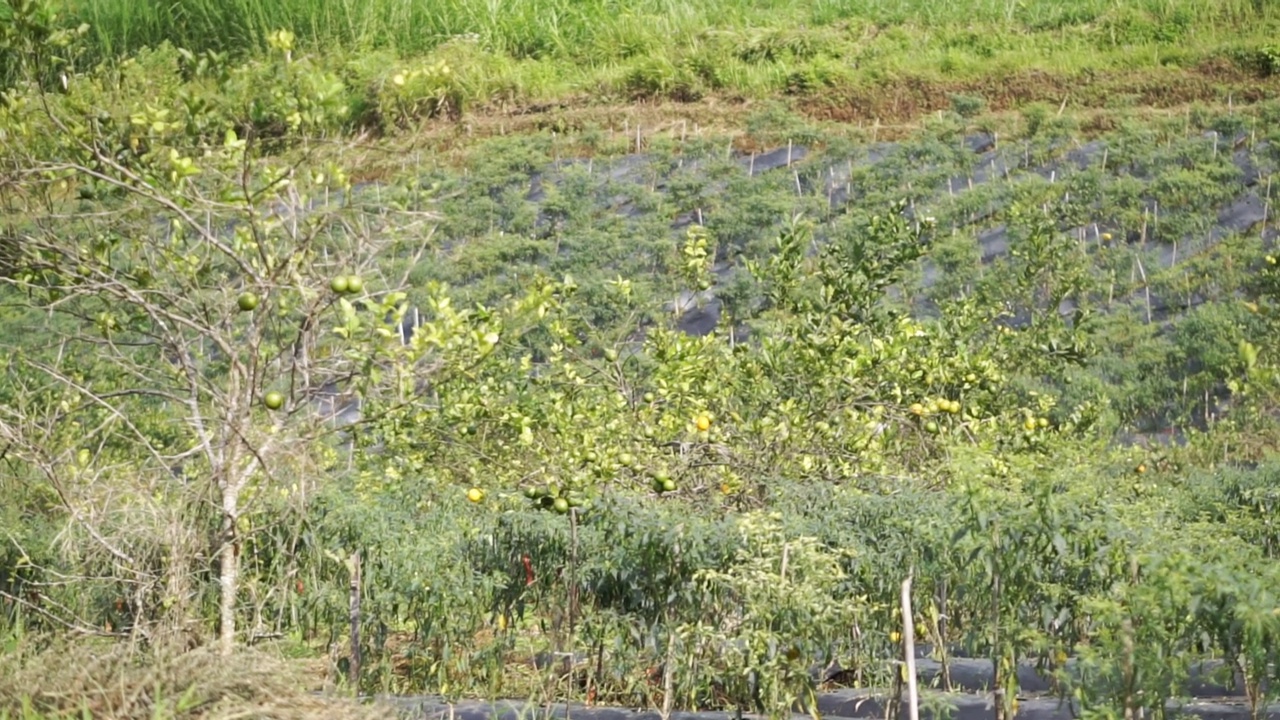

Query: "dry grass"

xmin=0 ymin=637 xmax=395 ymax=720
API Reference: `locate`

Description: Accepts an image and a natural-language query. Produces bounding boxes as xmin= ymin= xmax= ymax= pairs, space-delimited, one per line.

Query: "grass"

xmin=0 ymin=636 xmax=387 ymax=720
xmin=62 ymin=0 xmax=1273 ymax=61
xmin=43 ymin=0 xmax=1280 ymax=121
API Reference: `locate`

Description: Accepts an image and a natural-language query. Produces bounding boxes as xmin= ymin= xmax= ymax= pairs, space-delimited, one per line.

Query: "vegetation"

xmin=2 ymin=0 xmax=1279 ymax=130
xmin=3 ymin=0 xmax=1280 ymax=719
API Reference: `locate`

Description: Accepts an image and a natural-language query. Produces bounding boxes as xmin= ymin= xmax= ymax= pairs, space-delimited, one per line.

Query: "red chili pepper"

xmin=522 ymin=554 xmax=534 ymax=586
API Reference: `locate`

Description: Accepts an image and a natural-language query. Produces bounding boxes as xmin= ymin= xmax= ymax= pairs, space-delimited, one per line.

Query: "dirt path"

xmin=373 ymin=58 xmax=1280 ymax=156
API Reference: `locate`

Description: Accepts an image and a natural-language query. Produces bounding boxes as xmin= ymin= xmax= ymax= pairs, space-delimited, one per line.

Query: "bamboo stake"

xmin=902 ymin=575 xmax=920 ymax=720
xmin=1136 ymin=255 xmax=1152 ymax=324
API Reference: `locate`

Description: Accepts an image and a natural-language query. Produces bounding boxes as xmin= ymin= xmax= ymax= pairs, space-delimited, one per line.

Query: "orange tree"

xmin=0 ymin=7 xmax=499 ymax=654
xmin=331 ymin=201 xmax=1110 ymax=704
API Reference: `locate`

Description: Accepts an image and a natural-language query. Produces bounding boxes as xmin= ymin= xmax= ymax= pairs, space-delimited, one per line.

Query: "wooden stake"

xmin=1265 ymin=175 xmax=1273 ymax=235
xmin=902 ymin=575 xmax=919 ymax=720
xmin=1136 ymin=255 xmax=1152 ymax=324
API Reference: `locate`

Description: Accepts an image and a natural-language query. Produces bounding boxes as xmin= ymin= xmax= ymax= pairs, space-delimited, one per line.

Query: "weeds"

xmin=0 ymin=636 xmax=387 ymax=720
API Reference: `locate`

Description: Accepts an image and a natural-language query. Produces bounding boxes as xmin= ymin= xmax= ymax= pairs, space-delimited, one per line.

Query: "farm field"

xmin=2 ymin=0 xmax=1280 ymax=719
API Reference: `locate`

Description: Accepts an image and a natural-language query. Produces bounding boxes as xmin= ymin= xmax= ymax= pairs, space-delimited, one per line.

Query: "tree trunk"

xmin=938 ymin=580 xmax=952 ymax=692
xmin=219 ymin=488 xmax=239 ymax=656
xmin=1121 ymin=616 xmax=1135 ymax=720
xmin=661 ymin=623 xmax=677 ymax=720
xmin=992 ymin=527 xmax=1004 ymax=720
xmin=569 ymin=510 xmax=579 ymax=629
xmin=349 ymin=550 xmax=362 ymax=688
xmin=1123 ymin=557 xmax=1139 ymax=720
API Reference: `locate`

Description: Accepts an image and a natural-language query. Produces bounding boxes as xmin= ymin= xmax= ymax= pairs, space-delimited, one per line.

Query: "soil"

xmin=383 ymin=689 xmax=1280 ymax=720
xmin=335 ymin=59 xmax=1280 ymax=180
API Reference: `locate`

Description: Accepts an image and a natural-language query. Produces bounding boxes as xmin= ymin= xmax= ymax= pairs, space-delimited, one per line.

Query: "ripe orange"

xmin=695 ymin=414 xmax=711 ymax=432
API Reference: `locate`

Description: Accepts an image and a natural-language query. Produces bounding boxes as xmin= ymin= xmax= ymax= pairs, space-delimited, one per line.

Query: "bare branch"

xmin=0 ymin=589 xmax=123 ymax=637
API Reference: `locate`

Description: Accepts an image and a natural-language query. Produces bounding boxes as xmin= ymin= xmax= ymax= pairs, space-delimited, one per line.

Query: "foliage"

xmin=3 ymin=7 xmax=1280 ymax=718
xmin=677 ymin=512 xmax=855 ymax=717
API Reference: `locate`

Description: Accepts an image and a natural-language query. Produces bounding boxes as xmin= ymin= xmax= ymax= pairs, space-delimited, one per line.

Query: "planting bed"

xmin=297 ymin=121 xmax=1278 ymax=332
xmin=374 ymin=652 xmax=1279 ymax=720
xmin=386 ymin=690 xmax=1280 ymax=720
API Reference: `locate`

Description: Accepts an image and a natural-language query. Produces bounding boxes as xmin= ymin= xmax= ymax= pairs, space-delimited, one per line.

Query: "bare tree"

xmin=0 ymin=104 xmax=438 ymax=652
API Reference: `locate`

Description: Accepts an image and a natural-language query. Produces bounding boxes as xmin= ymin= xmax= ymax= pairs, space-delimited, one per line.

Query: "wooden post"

xmin=1264 ymin=175 xmax=1272 ymax=234
xmin=902 ymin=576 xmax=920 ymax=720
xmin=1136 ymin=256 xmax=1152 ymax=324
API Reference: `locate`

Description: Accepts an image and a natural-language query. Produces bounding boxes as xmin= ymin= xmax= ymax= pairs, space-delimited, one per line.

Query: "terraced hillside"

xmin=2 ymin=1 xmax=1280 ymax=719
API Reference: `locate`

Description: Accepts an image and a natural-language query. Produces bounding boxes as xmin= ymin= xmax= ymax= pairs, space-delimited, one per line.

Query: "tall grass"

xmin=22 ymin=0 xmax=1278 ymax=122
xmin=61 ymin=0 xmax=1280 ymax=65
